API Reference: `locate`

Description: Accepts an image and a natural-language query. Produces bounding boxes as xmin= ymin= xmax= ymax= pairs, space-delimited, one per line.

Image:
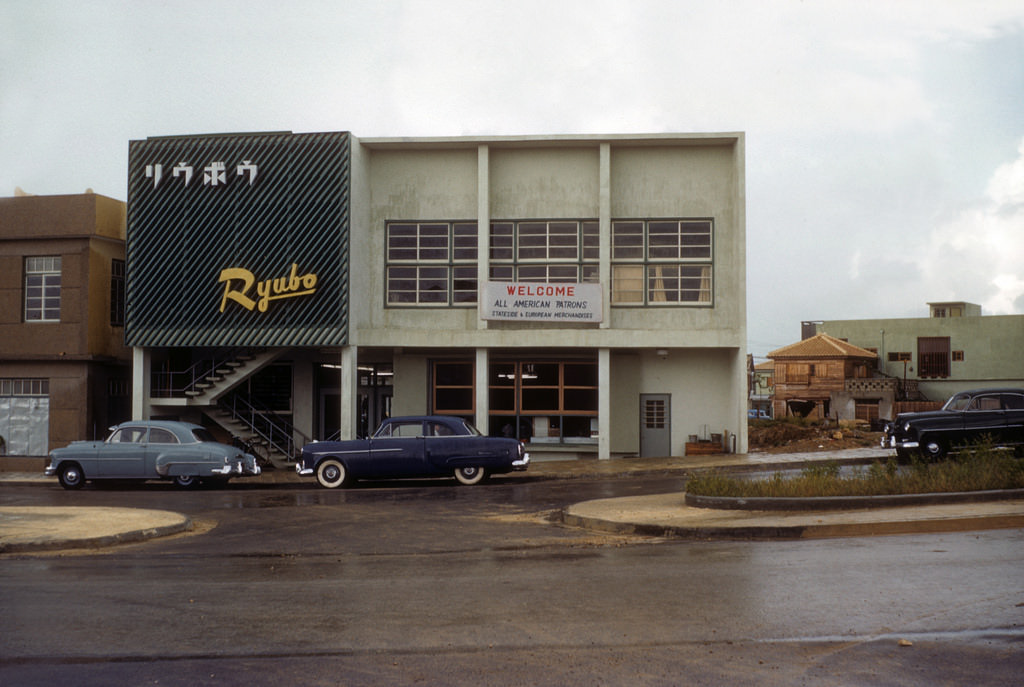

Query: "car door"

xmin=963 ymin=393 xmax=1006 ymax=446
xmin=365 ymin=420 xmax=427 ymax=477
xmin=98 ymin=426 xmax=149 ymax=477
xmin=145 ymin=427 xmax=180 ymax=477
xmin=1002 ymin=393 xmax=1024 ymax=446
xmin=424 ymin=420 xmax=473 ymax=471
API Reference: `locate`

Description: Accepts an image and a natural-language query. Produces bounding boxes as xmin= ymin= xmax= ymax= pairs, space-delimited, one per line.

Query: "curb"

xmin=0 ymin=507 xmax=194 ymax=553
xmin=684 ymin=488 xmax=1024 ymax=511
xmin=560 ymin=493 xmax=1024 ymax=540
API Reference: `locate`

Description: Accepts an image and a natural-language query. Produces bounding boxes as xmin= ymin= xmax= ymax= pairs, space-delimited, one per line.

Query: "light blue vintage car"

xmin=45 ymin=421 xmax=261 ymax=489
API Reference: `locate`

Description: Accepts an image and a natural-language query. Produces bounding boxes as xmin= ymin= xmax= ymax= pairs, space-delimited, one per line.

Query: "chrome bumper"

xmin=882 ymin=436 xmax=918 ymax=449
xmin=512 ymin=453 xmax=531 ymax=471
xmin=295 ymin=462 xmax=315 ymax=476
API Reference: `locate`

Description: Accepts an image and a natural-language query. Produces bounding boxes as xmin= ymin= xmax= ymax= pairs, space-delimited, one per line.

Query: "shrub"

xmin=686 ymin=444 xmax=1024 ymax=498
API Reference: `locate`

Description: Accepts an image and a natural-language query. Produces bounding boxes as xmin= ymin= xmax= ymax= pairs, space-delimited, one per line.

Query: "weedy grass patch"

xmin=686 ymin=443 xmax=1024 ymax=498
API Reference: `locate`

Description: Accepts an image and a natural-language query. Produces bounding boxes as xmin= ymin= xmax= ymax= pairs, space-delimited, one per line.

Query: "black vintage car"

xmin=296 ymin=415 xmax=530 ymax=488
xmin=882 ymin=388 xmax=1024 ymax=460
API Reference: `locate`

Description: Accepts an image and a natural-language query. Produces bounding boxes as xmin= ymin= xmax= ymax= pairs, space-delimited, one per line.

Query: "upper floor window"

xmin=24 ymin=256 xmax=62 ymax=322
xmin=489 ymin=220 xmax=599 ymax=284
xmin=386 ymin=222 xmax=478 ymax=306
xmin=611 ymin=219 xmax=713 ymax=305
xmin=110 ymin=259 xmax=126 ymax=327
xmin=384 ymin=217 xmax=715 ymax=308
xmin=918 ymin=337 xmax=950 ymax=379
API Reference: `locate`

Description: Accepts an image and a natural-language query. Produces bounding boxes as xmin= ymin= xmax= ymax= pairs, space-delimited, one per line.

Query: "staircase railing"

xmin=218 ymin=393 xmax=311 ymax=463
xmin=150 ymin=348 xmax=259 ymax=398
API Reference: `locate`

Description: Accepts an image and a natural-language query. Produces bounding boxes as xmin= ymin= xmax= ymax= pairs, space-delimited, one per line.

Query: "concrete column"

xmin=131 ymin=346 xmax=150 ymax=420
xmin=475 ymin=347 xmax=488 ymax=432
xmin=599 ymin=347 xmax=610 ymax=459
xmin=340 ymin=345 xmax=357 ymax=440
xmin=477 ymin=144 xmax=490 ymax=331
xmin=292 ymin=358 xmax=314 ymax=442
xmin=599 ymin=143 xmax=611 ymax=329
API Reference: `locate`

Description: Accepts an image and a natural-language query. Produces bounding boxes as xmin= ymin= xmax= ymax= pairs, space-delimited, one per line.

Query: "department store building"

xmin=126 ymin=131 xmax=747 ymax=462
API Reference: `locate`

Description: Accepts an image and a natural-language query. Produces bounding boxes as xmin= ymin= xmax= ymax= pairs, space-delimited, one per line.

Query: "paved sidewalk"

xmin=0 ymin=445 xmax=890 ymax=486
xmin=3 ymin=448 xmax=1023 ymax=551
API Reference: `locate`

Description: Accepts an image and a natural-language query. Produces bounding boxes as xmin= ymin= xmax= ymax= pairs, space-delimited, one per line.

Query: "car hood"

xmin=894 ymin=410 xmax=954 ymax=424
xmin=51 ymin=440 xmax=105 ymax=454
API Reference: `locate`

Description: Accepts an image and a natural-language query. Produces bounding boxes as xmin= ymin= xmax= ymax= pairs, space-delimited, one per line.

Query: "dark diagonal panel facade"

xmin=126 ymin=132 xmax=349 ymax=347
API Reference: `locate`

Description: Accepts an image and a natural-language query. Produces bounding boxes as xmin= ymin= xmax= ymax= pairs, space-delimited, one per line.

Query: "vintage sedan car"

xmin=297 ymin=415 xmax=530 ymax=488
xmin=45 ymin=420 xmax=261 ymax=489
xmin=882 ymin=388 xmax=1024 ymax=460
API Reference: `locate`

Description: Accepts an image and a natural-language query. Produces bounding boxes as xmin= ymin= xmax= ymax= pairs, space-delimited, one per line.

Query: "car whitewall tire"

xmin=454 ymin=466 xmax=487 ymax=486
xmin=316 ymin=458 xmax=348 ymax=488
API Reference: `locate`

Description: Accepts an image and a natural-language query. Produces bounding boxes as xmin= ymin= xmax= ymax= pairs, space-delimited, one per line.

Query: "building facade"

xmin=127 ymin=131 xmax=748 ymax=461
xmin=0 ymin=192 xmax=131 ymax=455
xmin=812 ymin=302 xmax=1024 ymax=404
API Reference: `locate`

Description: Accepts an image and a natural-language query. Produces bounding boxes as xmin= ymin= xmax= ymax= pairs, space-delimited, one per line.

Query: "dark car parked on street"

xmin=297 ymin=415 xmax=530 ymax=488
xmin=46 ymin=421 xmax=261 ymax=489
xmin=882 ymin=388 xmax=1024 ymax=460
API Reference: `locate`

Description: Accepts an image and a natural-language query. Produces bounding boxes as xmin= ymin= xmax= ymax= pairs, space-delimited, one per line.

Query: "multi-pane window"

xmin=488 ymin=360 xmax=598 ymax=441
xmin=433 ymin=361 xmax=474 ymax=414
xmin=611 ymin=219 xmax=712 ymax=305
xmin=0 ymin=378 xmax=49 ymax=396
xmin=386 ymin=218 xmax=713 ymax=308
xmin=386 ymin=222 xmax=478 ymax=305
xmin=110 ymin=259 xmax=125 ymax=327
xmin=24 ymin=256 xmax=62 ymax=322
xmin=489 ymin=221 xmax=599 ymax=285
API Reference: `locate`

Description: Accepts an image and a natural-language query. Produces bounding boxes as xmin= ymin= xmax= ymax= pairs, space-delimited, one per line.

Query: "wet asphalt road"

xmin=2 ymin=477 xmax=1023 ymax=686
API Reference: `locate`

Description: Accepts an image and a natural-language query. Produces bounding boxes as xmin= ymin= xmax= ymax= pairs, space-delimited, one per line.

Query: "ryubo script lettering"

xmin=219 ymin=264 xmax=318 ymax=313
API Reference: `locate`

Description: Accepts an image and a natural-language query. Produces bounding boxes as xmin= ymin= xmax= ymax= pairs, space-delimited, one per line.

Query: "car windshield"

xmin=191 ymin=428 xmax=217 ymax=443
xmin=460 ymin=420 xmax=482 ymax=436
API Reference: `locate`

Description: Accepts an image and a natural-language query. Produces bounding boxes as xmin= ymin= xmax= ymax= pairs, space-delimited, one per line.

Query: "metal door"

xmin=640 ymin=394 xmax=671 ymax=457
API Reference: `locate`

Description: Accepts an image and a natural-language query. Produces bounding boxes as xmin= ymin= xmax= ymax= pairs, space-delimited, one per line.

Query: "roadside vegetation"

xmin=686 ymin=443 xmax=1024 ymax=498
xmin=747 ymin=416 xmax=881 ymax=453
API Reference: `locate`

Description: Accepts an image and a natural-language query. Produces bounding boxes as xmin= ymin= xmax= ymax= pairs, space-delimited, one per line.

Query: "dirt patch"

xmin=748 ymin=422 xmax=883 ymax=454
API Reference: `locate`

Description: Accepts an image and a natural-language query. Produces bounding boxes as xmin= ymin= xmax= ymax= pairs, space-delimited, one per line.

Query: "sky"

xmin=2 ymin=0 xmax=1023 ymax=358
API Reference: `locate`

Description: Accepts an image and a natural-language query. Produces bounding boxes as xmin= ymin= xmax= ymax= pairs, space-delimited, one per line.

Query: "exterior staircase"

xmin=181 ymin=349 xmax=283 ymax=403
xmin=209 ymin=394 xmax=309 ymax=469
xmin=150 ymin=348 xmax=306 ymax=468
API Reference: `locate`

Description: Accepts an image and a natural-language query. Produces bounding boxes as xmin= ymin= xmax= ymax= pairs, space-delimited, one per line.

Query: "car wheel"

xmin=58 ymin=463 xmax=85 ymax=490
xmin=174 ymin=474 xmax=198 ymax=488
xmin=920 ymin=438 xmax=947 ymax=461
xmin=316 ymin=459 xmax=348 ymax=489
xmin=454 ymin=466 xmax=487 ymax=486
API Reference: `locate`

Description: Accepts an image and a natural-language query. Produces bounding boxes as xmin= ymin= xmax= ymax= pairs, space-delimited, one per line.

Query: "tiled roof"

xmin=768 ymin=333 xmax=877 ymax=360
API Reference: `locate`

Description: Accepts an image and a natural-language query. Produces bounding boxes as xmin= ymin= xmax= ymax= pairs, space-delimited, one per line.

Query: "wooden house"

xmin=768 ymin=333 xmax=880 ymax=420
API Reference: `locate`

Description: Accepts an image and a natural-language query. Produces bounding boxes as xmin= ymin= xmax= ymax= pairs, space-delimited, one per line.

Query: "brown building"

xmin=0 ymin=192 xmax=130 ymax=456
xmin=768 ymin=333 xmax=885 ymax=421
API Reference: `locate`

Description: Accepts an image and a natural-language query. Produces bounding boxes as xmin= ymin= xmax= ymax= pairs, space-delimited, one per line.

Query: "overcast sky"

xmin=3 ymin=0 xmax=1022 ymax=356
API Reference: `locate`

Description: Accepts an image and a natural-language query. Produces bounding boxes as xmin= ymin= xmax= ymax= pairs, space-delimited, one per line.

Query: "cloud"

xmin=909 ymin=136 xmax=1024 ymax=314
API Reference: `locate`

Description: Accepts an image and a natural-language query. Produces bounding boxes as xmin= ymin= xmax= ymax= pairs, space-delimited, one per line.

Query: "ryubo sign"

xmin=144 ymin=160 xmax=259 ymax=188
xmin=219 ymin=263 xmax=318 ymax=313
xmin=481 ymin=282 xmax=603 ymax=322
